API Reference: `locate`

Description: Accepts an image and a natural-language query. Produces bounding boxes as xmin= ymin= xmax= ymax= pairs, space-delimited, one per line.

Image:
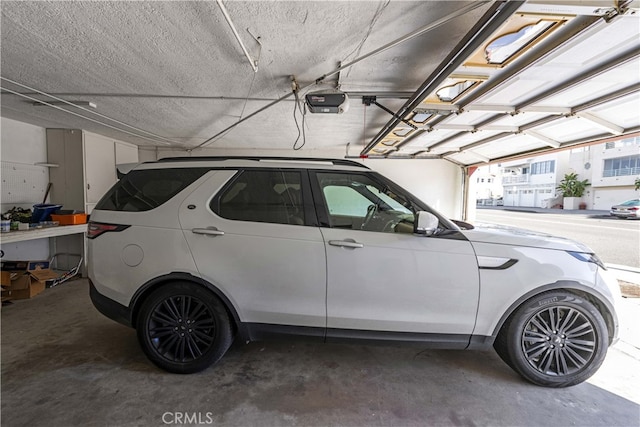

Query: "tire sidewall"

xmin=506 ymin=291 xmax=608 ymax=387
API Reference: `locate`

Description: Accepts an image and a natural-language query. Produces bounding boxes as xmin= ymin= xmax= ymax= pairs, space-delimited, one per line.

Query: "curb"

xmin=606 ymin=264 xmax=640 ymax=286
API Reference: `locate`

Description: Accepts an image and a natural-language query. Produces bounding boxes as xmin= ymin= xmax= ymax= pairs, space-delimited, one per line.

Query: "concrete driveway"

xmin=2 ymin=279 xmax=639 ymax=427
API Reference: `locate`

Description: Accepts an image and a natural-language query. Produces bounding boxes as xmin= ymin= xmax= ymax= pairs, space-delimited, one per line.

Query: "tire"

xmin=136 ymin=281 xmax=233 ymax=374
xmin=495 ymin=291 xmax=608 ymax=387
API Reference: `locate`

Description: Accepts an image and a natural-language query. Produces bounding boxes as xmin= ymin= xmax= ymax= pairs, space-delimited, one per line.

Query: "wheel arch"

xmin=130 ymin=272 xmax=244 ymax=337
xmin=491 ymin=281 xmax=617 ymax=346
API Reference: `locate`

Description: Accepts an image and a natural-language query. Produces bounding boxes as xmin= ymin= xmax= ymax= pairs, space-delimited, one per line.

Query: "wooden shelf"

xmin=0 ymin=224 xmax=87 ymax=244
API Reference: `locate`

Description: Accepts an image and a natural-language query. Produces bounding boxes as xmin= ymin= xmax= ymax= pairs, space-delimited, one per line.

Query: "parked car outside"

xmin=610 ymin=199 xmax=640 ymax=219
xmin=87 ymin=157 xmax=621 ymax=388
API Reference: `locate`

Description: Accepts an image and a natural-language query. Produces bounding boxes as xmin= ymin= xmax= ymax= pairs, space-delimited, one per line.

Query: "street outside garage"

xmin=1 ymin=279 xmax=638 ymax=427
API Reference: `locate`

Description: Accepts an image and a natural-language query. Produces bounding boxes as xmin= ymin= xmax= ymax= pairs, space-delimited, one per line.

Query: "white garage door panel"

xmin=593 ymin=188 xmax=636 ymax=210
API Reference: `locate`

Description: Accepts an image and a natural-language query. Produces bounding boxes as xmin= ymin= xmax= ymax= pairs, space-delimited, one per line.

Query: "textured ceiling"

xmin=1 ymin=1 xmax=639 ymax=166
xmin=1 ymin=1 xmax=490 ymax=152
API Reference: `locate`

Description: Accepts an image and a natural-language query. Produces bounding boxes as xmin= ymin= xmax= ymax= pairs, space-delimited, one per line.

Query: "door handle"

xmin=192 ymin=227 xmax=225 ymax=236
xmin=328 ymin=239 xmax=364 ymax=249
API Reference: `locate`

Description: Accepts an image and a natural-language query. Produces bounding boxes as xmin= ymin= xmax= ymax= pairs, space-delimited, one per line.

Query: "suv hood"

xmin=461 ymin=224 xmax=593 ymax=253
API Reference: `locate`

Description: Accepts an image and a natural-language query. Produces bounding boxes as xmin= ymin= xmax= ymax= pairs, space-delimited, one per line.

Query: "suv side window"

xmin=96 ymin=168 xmax=210 ymax=212
xmin=315 ymin=172 xmax=415 ymax=233
xmin=213 ymin=169 xmax=305 ymax=225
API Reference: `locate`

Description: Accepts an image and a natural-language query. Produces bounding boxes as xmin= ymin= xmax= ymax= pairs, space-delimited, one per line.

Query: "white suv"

xmin=88 ymin=157 xmax=621 ymax=387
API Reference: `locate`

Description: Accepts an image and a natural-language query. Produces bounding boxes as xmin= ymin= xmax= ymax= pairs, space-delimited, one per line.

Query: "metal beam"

xmin=515 ymin=46 xmax=640 ymax=111
xmin=416 ymin=14 xmax=604 ymax=135
xmin=464 ymin=105 xmax=516 ymax=113
xmin=440 ymin=131 xmax=513 ymax=156
xmin=361 ymin=0 xmax=524 ymax=155
xmin=575 ymin=112 xmax=624 ymax=135
xmin=465 ymin=128 xmax=640 ymax=167
xmin=572 ymin=82 xmax=640 ymax=112
xmin=522 ymin=130 xmax=561 ymax=148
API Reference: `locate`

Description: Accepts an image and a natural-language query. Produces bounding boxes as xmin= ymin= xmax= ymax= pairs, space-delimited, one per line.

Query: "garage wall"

xmin=1 ymin=117 xmax=50 ymax=260
xmin=146 ymin=147 xmax=464 ymax=219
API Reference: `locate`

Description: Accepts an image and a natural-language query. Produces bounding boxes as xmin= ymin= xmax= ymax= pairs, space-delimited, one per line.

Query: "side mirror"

xmin=451 ymin=219 xmax=474 ymax=230
xmin=415 ymin=211 xmax=439 ymax=236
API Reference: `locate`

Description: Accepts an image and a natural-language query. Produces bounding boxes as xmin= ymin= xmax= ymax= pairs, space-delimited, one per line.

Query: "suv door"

xmin=179 ymin=168 xmax=327 ymax=332
xmin=311 ymin=171 xmax=479 ymax=345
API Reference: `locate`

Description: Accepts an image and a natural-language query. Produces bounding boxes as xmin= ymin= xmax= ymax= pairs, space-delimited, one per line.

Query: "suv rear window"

xmin=212 ymin=169 xmax=304 ymax=225
xmin=95 ymin=168 xmax=209 ymax=212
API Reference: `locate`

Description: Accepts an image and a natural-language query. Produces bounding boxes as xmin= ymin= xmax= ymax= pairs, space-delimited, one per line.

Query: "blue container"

xmin=32 ymin=204 xmax=62 ymax=223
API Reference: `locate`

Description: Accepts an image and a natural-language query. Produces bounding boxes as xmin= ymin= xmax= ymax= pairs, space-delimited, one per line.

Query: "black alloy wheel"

xmin=137 ymin=282 xmax=232 ymax=374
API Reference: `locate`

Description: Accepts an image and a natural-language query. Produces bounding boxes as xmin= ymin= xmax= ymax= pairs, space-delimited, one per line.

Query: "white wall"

xmin=143 ymin=147 xmax=465 ymax=219
xmin=363 ymin=159 xmax=463 ymax=219
xmin=1 ymin=117 xmax=50 ymax=260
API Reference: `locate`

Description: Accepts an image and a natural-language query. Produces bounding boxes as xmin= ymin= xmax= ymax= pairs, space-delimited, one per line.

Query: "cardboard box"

xmin=2 ymin=280 xmax=45 ymax=300
xmin=1 ymin=271 xmax=12 ymax=286
xmin=1 ymin=260 xmax=54 ymax=300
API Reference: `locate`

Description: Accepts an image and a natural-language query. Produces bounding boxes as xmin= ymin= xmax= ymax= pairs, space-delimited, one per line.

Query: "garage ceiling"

xmin=1 ymin=1 xmax=639 ymax=166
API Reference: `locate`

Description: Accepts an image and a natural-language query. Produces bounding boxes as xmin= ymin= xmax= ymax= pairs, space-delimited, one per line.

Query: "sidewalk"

xmin=607 ymin=264 xmax=640 ymax=286
xmin=477 ymin=205 xmax=611 ymax=217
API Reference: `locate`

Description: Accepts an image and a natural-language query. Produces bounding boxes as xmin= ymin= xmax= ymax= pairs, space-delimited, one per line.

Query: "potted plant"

xmin=556 ymin=172 xmax=590 ymax=210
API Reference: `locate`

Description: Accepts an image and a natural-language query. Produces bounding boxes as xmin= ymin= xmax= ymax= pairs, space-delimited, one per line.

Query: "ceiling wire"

xmin=292 ymin=82 xmax=307 ymax=151
xmin=239 ymin=31 xmax=263 ymax=120
xmin=344 ymin=0 xmax=391 ymax=79
xmin=194 ymin=0 xmax=489 ymax=150
xmin=0 ymin=77 xmax=179 ymax=146
xmin=0 ymin=85 xmax=174 ymax=146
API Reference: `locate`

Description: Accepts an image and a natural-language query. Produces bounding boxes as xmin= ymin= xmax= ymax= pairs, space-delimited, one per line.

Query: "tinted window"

xmin=96 ymin=168 xmax=209 ymax=212
xmin=214 ymin=170 xmax=304 ymax=225
xmin=316 ymin=172 xmax=414 ymax=233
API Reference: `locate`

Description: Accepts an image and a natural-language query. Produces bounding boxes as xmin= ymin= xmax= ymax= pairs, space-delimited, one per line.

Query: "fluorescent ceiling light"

xmin=33 ymin=100 xmax=97 ymax=108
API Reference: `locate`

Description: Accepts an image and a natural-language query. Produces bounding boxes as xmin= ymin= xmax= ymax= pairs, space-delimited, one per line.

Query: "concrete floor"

xmin=2 ymin=279 xmax=639 ymax=427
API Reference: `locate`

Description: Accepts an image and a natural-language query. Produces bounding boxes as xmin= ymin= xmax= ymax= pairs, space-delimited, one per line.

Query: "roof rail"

xmin=155 ymin=156 xmax=370 ymax=169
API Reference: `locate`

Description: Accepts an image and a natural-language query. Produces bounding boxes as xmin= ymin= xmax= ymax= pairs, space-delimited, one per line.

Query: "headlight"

xmin=567 ymin=251 xmax=606 ymax=270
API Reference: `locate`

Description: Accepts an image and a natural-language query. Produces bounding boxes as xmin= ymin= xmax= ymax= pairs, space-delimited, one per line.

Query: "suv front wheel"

xmin=495 ymin=291 xmax=608 ymax=387
xmin=136 ymin=282 xmax=233 ymax=374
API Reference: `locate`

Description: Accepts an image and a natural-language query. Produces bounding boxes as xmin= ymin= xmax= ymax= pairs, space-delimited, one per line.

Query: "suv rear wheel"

xmin=495 ymin=291 xmax=608 ymax=387
xmin=136 ymin=282 xmax=233 ymax=374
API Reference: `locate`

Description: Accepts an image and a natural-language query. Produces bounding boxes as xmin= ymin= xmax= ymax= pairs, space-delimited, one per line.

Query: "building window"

xmin=531 ymin=160 xmax=555 ymax=175
xmin=603 ymin=155 xmax=640 ymax=177
xmin=605 ymin=136 xmax=640 ymax=149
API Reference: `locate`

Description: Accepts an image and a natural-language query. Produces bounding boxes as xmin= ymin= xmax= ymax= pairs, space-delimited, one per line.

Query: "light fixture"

xmin=33 ymin=100 xmax=97 ymax=108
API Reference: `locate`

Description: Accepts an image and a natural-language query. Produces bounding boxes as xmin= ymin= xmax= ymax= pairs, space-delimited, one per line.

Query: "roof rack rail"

xmin=155 ymin=156 xmax=370 ymax=169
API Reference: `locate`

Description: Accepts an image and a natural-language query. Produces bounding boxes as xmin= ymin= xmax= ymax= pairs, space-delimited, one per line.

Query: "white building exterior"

xmin=500 ymin=152 xmax=570 ymax=208
xmin=474 ymin=164 xmax=503 ymax=205
xmin=481 ymin=137 xmax=640 ymax=209
xmin=568 ymin=137 xmax=640 ymax=210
